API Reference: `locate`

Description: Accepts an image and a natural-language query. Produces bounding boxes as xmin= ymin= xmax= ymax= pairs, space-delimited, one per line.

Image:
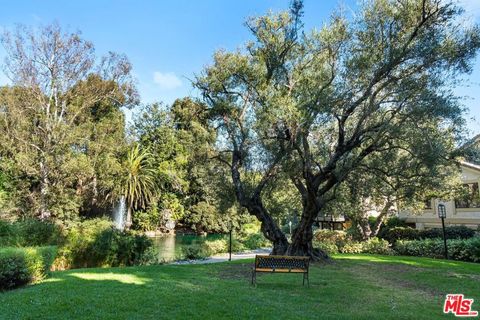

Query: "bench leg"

xmin=303 ymin=272 xmax=309 ymax=287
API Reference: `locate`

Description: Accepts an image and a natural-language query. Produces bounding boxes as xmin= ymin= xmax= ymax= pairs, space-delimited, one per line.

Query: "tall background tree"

xmin=196 ymin=0 xmax=480 ymax=258
xmin=130 ymin=98 xmax=251 ymax=233
xmin=0 ymin=24 xmax=138 ymax=221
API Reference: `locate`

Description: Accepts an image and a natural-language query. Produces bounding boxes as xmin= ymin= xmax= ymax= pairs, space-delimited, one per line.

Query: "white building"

xmin=398 ymin=162 xmax=480 ymax=230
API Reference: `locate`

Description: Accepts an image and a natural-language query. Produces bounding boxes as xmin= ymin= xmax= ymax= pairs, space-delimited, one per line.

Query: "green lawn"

xmin=1 ymin=254 xmax=479 ymax=320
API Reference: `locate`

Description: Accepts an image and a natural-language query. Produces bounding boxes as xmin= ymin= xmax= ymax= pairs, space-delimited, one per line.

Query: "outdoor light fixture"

xmin=437 ymin=203 xmax=448 ymax=259
xmin=438 ymin=203 xmax=447 ymax=219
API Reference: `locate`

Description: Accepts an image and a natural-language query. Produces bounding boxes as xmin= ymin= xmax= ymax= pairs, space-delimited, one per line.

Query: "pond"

xmin=150 ymin=234 xmax=226 ymax=262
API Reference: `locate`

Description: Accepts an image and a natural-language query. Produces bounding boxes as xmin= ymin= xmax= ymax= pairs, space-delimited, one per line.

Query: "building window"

xmin=318 ymin=222 xmax=344 ymax=230
xmin=424 ymin=198 xmax=432 ymax=209
xmin=455 ymin=183 xmax=480 ymax=208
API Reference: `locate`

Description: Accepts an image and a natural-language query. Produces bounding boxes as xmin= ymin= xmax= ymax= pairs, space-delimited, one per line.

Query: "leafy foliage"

xmin=53 ymin=218 xmax=155 ymax=269
xmin=395 ymin=237 xmax=480 ymax=262
xmin=0 ymin=246 xmax=57 ymax=290
xmin=380 ymin=226 xmax=476 ymax=243
xmin=0 ymin=24 xmax=137 ymax=221
xmin=120 ymin=145 xmax=160 ymax=228
xmin=313 ymin=229 xmax=392 ymax=255
xmin=0 ymin=219 xmax=62 ymax=247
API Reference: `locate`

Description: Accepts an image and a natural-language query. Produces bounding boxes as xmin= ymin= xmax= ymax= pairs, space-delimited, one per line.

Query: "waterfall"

xmin=113 ymin=196 xmax=126 ymax=230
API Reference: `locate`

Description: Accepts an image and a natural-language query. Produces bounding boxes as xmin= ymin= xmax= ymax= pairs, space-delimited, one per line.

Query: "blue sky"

xmin=0 ymin=0 xmax=479 ymax=136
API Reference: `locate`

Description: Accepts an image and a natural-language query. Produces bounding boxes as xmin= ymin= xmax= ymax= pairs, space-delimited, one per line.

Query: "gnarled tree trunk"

xmin=230 ymin=149 xmax=289 ymax=254
xmin=247 ymin=198 xmax=289 ymax=254
xmin=287 ymin=196 xmax=329 ymax=260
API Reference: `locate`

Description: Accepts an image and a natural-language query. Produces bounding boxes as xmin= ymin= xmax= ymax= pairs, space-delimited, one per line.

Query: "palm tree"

xmin=122 ymin=145 xmax=159 ymax=229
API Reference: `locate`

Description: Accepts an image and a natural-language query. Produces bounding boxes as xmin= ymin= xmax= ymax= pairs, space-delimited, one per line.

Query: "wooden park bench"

xmin=251 ymin=255 xmax=310 ymax=286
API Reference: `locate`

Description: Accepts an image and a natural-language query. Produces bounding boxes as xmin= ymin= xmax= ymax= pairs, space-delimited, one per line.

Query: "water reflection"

xmin=150 ymin=234 xmax=226 ymax=262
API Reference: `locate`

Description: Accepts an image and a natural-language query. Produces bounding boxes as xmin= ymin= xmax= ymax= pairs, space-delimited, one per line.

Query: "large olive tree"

xmin=196 ymin=0 xmax=480 ymax=258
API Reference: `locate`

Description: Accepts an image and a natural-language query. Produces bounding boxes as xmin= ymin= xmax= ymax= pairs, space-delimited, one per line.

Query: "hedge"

xmin=53 ymin=219 xmax=155 ymax=269
xmin=0 ymin=246 xmax=57 ymax=290
xmin=395 ymin=237 xmax=480 ymax=262
xmin=313 ymin=230 xmax=393 ymax=255
xmin=381 ymin=226 xmax=476 ymax=244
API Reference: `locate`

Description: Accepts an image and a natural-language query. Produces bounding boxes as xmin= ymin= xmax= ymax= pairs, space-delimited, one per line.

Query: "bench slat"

xmin=252 ymin=254 xmax=310 ymax=286
xmin=254 ymin=268 xmax=306 ymax=273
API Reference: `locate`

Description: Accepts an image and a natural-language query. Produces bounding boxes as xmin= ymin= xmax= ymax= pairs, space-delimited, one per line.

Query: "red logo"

xmin=444 ymin=294 xmax=478 ymax=317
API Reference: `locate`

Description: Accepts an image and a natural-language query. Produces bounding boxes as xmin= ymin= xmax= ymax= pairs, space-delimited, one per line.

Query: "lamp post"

xmin=228 ymin=220 xmax=232 ymax=262
xmin=438 ymin=203 xmax=448 ymax=260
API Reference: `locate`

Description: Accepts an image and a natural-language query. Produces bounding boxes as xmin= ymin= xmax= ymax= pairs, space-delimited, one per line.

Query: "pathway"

xmin=172 ymin=248 xmax=271 ymax=265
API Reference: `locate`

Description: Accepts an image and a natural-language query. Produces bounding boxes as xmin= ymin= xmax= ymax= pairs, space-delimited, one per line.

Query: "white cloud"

xmin=153 ymin=71 xmax=182 ymax=90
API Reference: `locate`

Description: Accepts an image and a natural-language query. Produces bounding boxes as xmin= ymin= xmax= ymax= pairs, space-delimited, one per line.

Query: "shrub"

xmin=382 ymin=226 xmax=476 ymax=244
xmin=182 ymin=244 xmax=208 ymax=260
xmin=382 ymin=227 xmax=420 ymax=244
xmin=395 ymin=237 xmax=480 ymax=262
xmin=0 ymin=220 xmax=19 ymax=246
xmin=313 ymin=229 xmax=358 ymax=253
xmin=0 ymin=246 xmax=57 ymax=290
xmin=339 ymin=242 xmax=364 ymax=254
xmin=313 ymin=230 xmax=393 ymax=255
xmin=239 ymin=222 xmax=261 ymax=236
xmin=315 ymin=241 xmax=339 ymax=254
xmin=361 ymin=237 xmax=393 ymax=255
xmin=377 ymin=217 xmax=409 ymax=239
xmin=179 ymin=235 xmax=255 ymax=260
xmin=89 ymin=228 xmax=155 ymax=266
xmin=314 ymin=229 xmax=344 ymax=251
xmin=201 ymin=238 xmax=245 ymax=256
xmin=201 ymin=239 xmax=228 ymax=256
xmin=132 ymin=207 xmax=161 ymax=231
xmin=241 ymin=233 xmax=270 ymax=250
xmin=0 ymin=219 xmax=62 ymax=247
xmin=314 ymin=229 xmax=348 ymax=246
xmin=18 ymin=219 xmax=63 ymax=246
xmin=232 ymin=238 xmax=247 ymax=252
xmin=420 ymin=226 xmax=475 ymax=240
xmin=53 ymin=218 xmax=154 ymax=269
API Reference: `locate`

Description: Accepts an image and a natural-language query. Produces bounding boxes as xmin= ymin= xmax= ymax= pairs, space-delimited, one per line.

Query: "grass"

xmin=1 ymin=254 xmax=479 ymax=319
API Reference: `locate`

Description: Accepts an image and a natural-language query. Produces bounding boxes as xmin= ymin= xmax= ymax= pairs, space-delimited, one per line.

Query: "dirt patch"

xmin=215 ymin=263 xmax=253 ymax=280
xmin=339 ymin=261 xmax=443 ymax=298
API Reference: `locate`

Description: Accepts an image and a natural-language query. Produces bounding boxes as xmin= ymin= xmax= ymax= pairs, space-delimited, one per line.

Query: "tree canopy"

xmin=0 ymin=24 xmax=138 ymax=221
xmin=196 ymin=0 xmax=480 ymax=258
